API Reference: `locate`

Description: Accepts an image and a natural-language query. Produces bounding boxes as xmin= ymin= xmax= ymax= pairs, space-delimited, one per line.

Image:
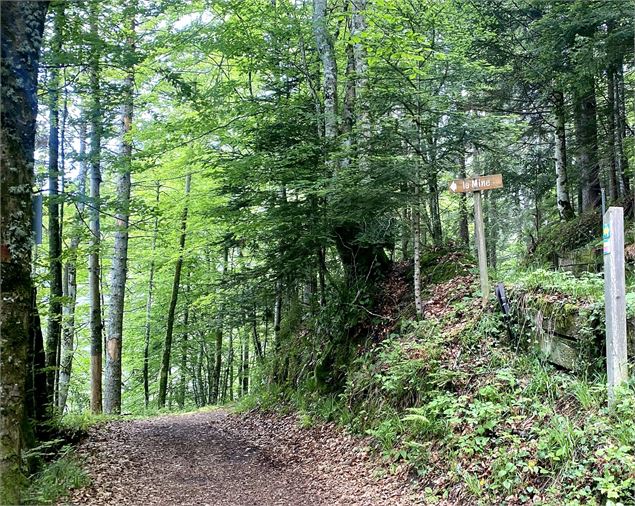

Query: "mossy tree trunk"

xmin=0 ymin=1 xmax=49 ymax=503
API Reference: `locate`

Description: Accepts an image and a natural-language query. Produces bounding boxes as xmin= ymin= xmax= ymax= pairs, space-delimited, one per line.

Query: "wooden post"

xmin=473 ymin=190 xmax=489 ymax=304
xmin=603 ymin=206 xmax=627 ymax=406
xmin=449 ymin=174 xmax=501 ymax=306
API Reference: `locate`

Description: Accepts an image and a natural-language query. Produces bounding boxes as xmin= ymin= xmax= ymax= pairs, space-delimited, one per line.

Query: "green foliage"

xmin=24 ymin=447 xmax=88 ymax=505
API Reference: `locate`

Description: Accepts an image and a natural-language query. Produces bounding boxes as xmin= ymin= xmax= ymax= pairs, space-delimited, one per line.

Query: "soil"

xmin=66 ymin=409 xmax=422 ymax=506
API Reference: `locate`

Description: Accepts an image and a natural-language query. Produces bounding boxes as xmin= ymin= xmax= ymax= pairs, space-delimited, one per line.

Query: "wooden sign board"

xmin=449 ymin=174 xmax=503 ymax=193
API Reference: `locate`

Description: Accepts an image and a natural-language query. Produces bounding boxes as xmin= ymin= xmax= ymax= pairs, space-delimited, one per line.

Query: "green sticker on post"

xmin=603 ymin=224 xmax=611 ymax=255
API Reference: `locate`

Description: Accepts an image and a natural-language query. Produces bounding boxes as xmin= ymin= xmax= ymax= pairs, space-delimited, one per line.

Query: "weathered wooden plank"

xmin=603 ymin=207 xmax=628 ymax=405
xmin=473 ymin=191 xmax=489 ymax=304
xmin=449 ymin=174 xmax=503 ymax=193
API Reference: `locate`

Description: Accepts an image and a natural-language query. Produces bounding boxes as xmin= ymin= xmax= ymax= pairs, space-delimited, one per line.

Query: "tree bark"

xmin=158 ymin=173 xmax=191 ymax=408
xmin=143 ymin=182 xmax=160 ymax=408
xmin=554 ymin=91 xmax=575 ymax=220
xmin=351 ymin=0 xmax=370 ymax=172
xmin=105 ymin=8 xmax=135 ymax=414
xmin=177 ymin=282 xmax=189 ymax=409
xmin=614 ymin=63 xmax=630 ymax=196
xmin=58 ymin=118 xmax=88 ymax=412
xmin=89 ymin=0 xmax=103 ymax=414
xmin=313 ymin=0 xmax=338 ymax=148
xmin=0 ymin=1 xmax=48 ymax=502
xmin=606 ymin=68 xmax=619 ymax=202
xmin=241 ymin=330 xmax=250 ymax=396
xmin=573 ymin=76 xmax=601 ymax=212
xmin=211 ymin=246 xmax=228 ymax=404
xmin=413 ymin=165 xmax=423 ymax=319
xmin=458 ymin=153 xmax=469 ymax=247
xmin=45 ymin=3 xmax=64 ymax=408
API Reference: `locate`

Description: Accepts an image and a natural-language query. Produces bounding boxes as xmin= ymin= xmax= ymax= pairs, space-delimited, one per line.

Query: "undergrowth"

xmin=23 ymin=446 xmax=89 ymax=505
xmin=246 ymin=275 xmax=635 ymax=505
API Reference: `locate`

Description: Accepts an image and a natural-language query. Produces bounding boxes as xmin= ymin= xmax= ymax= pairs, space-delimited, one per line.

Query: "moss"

xmin=419 ymin=246 xmax=475 ymax=284
xmin=531 ymin=210 xmax=602 ymax=266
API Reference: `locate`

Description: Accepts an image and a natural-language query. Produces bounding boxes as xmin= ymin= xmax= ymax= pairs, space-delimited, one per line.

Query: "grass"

xmin=24 ymin=447 xmax=89 ymax=505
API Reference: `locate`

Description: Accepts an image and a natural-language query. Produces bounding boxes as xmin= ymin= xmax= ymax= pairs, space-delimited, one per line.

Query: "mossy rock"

xmin=531 ymin=210 xmax=602 ymax=266
xmin=419 ymin=246 xmax=475 ymax=284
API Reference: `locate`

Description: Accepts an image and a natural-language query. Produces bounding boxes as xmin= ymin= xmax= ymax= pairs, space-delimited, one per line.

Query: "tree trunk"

xmin=606 ymin=68 xmax=619 ymax=202
xmin=251 ymin=307 xmax=264 ymax=363
xmin=573 ymin=76 xmax=600 ymax=211
xmin=143 ymin=182 xmax=160 ymax=408
xmin=105 ymin=9 xmax=135 ymax=415
xmin=177 ymin=285 xmax=189 ymax=409
xmin=487 ymin=192 xmax=498 ymax=269
xmin=211 ymin=246 xmax=228 ymax=404
xmin=554 ymin=91 xmax=575 ymax=220
xmin=614 ymin=63 xmax=630 ymax=196
xmin=313 ymin=0 xmax=338 ymax=149
xmin=341 ymin=38 xmax=355 ymax=166
xmin=413 ymin=166 xmax=423 ymax=319
xmin=158 ymin=173 xmax=191 ymax=408
xmin=89 ymin=1 xmax=103 ymax=414
xmin=352 ymin=0 xmax=370 ymax=172
xmin=0 ymin=2 xmax=48 ymax=501
xmin=58 ymin=118 xmax=88 ymax=412
xmin=195 ymin=341 xmax=205 ymax=405
xmin=241 ymin=330 xmax=250 ymax=396
xmin=45 ymin=3 xmax=64 ymax=408
xmin=428 ymin=173 xmax=442 ymax=245
xmin=458 ymin=153 xmax=469 ymax=247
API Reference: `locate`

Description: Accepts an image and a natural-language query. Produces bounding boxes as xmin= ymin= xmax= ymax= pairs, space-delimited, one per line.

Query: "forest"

xmin=1 ymin=0 xmax=634 ymax=504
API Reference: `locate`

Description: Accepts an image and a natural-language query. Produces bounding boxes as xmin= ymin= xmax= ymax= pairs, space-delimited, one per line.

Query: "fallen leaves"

xmin=66 ymin=409 xmax=421 ymax=506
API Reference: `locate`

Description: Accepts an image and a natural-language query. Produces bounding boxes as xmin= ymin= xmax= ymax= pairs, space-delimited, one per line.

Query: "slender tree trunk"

xmin=211 ymin=246 xmax=227 ymax=404
xmin=228 ymin=329 xmax=234 ymax=401
xmin=352 ymin=0 xmax=370 ymax=172
xmin=196 ymin=341 xmax=205 ymax=405
xmin=45 ymin=3 xmax=64 ymax=408
xmin=341 ymin=38 xmax=355 ymax=166
xmin=428 ymin=172 xmax=442 ymax=245
xmin=487 ymin=192 xmax=498 ymax=269
xmin=313 ymin=0 xmax=338 ymax=155
xmin=317 ymin=246 xmax=326 ymax=306
xmin=143 ymin=182 xmax=160 ymax=408
xmin=458 ymin=153 xmax=469 ymax=247
xmin=606 ymin=68 xmax=619 ymax=202
xmin=574 ymin=76 xmax=600 ymax=211
xmin=104 ymin=10 xmax=135 ymax=415
xmin=0 ymin=2 xmax=48 ymax=501
xmin=241 ymin=330 xmax=250 ymax=396
xmin=58 ymin=119 xmax=88 ymax=412
xmin=554 ymin=91 xmax=575 ymax=220
xmin=251 ymin=307 xmax=263 ymax=363
xmin=413 ymin=164 xmax=423 ymax=319
xmin=177 ymin=283 xmax=189 ymax=409
xmin=158 ymin=173 xmax=191 ymax=408
xmin=88 ymin=1 xmax=103 ymax=414
xmin=614 ymin=62 xmax=630 ymax=196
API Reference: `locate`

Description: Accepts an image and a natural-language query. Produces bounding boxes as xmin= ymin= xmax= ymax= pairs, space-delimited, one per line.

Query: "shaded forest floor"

xmin=65 ymin=409 xmax=420 ymax=506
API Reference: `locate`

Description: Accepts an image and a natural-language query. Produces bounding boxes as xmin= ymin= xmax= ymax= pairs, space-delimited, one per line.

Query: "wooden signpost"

xmin=449 ymin=174 xmax=503 ymax=304
xmin=602 ymin=207 xmax=628 ymax=406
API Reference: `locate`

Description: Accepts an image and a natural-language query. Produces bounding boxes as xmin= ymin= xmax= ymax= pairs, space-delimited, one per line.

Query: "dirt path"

xmin=67 ymin=409 xmax=421 ymax=506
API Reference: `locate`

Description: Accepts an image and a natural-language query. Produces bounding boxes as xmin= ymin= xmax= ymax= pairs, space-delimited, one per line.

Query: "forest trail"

xmin=67 ymin=409 xmax=419 ymax=506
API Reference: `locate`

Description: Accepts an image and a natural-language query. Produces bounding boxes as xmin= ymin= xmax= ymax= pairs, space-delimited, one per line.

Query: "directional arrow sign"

xmin=449 ymin=174 xmax=503 ymax=193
